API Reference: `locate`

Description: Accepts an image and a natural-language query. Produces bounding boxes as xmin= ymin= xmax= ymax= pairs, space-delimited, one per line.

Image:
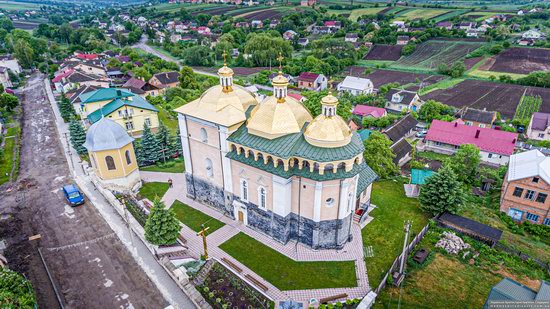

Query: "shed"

xmin=358 ymin=129 xmax=372 ymax=141
xmin=411 ymin=169 xmax=435 ymax=185
xmin=436 ymin=212 xmax=503 ymax=246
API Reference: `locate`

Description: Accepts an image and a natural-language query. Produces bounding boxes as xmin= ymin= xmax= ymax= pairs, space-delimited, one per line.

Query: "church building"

xmin=175 ymin=60 xmax=377 ymax=249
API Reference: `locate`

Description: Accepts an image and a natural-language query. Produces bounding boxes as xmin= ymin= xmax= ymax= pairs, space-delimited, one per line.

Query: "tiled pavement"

xmin=140 ymin=171 xmax=371 ymax=304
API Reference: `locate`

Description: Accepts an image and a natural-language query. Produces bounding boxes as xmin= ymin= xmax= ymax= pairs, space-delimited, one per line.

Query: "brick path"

xmin=141 ymin=171 xmax=371 ymax=305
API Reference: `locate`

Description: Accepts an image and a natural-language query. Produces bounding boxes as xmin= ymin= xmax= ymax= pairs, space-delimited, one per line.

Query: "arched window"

xmin=241 ymin=179 xmax=248 ymax=201
xmin=258 ymin=187 xmax=266 ymax=209
xmin=105 ymin=156 xmax=116 ymax=170
xmin=125 ymin=150 xmax=132 ymax=165
xmin=200 ymin=128 xmax=208 ymax=143
xmin=205 ymin=158 xmax=213 ymax=178
xmin=347 ymin=192 xmax=354 ymax=213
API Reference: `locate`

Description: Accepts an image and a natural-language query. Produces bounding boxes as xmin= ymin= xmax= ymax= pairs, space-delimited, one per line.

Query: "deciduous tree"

xmin=363 ymin=131 xmax=397 ymax=178
xmin=446 ymin=144 xmax=481 ymax=184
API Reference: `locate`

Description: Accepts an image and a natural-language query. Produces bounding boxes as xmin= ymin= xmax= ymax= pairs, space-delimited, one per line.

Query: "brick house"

xmin=500 ymin=150 xmax=550 ymax=226
xmin=297 ymin=72 xmax=327 ymax=91
xmin=148 ymin=71 xmax=180 ymax=91
xmin=459 ymin=107 xmax=497 ymax=128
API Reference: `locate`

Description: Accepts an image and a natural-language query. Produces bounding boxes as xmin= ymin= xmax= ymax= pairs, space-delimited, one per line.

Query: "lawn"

xmin=375 ymin=253 xmax=502 ymax=308
xmin=138 ymin=181 xmax=170 ymax=201
xmin=467 ymin=68 xmax=527 ymax=81
xmin=140 ymin=159 xmax=185 ymax=173
xmin=0 ymin=126 xmax=20 ymax=185
xmin=170 ymin=200 xmax=225 ymax=233
xmin=362 ymin=179 xmax=430 ymax=288
xmin=416 ymin=151 xmax=451 ymax=163
xmin=157 ymin=106 xmax=179 ymax=133
xmin=418 ymin=78 xmax=465 ymax=95
xmin=397 ymin=8 xmax=451 ymax=21
xmin=219 ymin=232 xmax=357 ymax=291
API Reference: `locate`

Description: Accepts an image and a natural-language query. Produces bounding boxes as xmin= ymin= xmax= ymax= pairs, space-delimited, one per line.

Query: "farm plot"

xmin=346 ymin=67 xmax=445 ymax=89
xmin=190 ymin=6 xmax=238 ymax=16
xmin=12 ymin=21 xmax=39 ymax=30
xmin=0 ymin=0 xmax=40 ymax=10
xmin=423 ymin=79 xmax=550 ymax=119
xmin=488 ymin=47 xmax=550 ymax=75
xmin=432 ymin=9 xmax=468 ymax=22
xmin=397 ymin=8 xmax=451 ymax=20
xmin=514 ymin=95 xmax=542 ymax=125
xmin=238 ymin=8 xmax=287 ymax=21
xmin=393 ymin=40 xmax=484 ymax=70
xmin=348 ymin=7 xmax=387 ymax=21
xmin=364 ymin=44 xmax=403 ymax=61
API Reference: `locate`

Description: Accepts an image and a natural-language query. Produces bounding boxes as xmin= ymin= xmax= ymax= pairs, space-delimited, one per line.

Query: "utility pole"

xmin=197 ymin=224 xmax=210 ymax=259
xmin=392 ymin=220 xmax=412 ymax=287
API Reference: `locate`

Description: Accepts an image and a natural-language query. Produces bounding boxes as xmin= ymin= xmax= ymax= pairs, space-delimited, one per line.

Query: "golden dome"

xmin=175 ymin=84 xmax=258 ymax=127
xmin=218 ymin=65 xmax=234 ymax=77
xmin=304 ymin=93 xmax=352 ymax=148
xmin=272 ymin=71 xmax=289 ymax=86
xmin=247 ymin=95 xmax=313 ymax=139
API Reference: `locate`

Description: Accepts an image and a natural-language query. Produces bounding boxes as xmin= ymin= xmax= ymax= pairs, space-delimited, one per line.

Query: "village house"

xmin=337 ymin=76 xmax=373 ymax=96
xmin=269 ymin=20 xmax=279 ymax=28
xmin=352 ymin=105 xmax=386 ymax=120
xmin=282 ymin=30 xmax=298 ymax=40
xmin=466 ymin=29 xmax=479 ymax=38
xmin=123 ymin=77 xmax=162 ymax=97
xmin=459 ymin=21 xmax=477 ymax=30
xmin=527 ymin=112 xmax=550 ymax=141
xmin=0 ymin=55 xmax=21 ymax=74
xmin=65 ymin=84 xmax=102 ymax=116
xmin=297 ymin=38 xmax=309 ymax=47
xmin=484 ymin=278 xmax=550 ymax=308
xmin=424 ymin=120 xmax=517 ymax=166
xmin=385 ymin=89 xmax=423 ymax=113
xmin=148 ymin=71 xmax=180 ymax=91
xmin=52 ymin=69 xmax=109 ymax=93
xmin=251 ymin=20 xmax=263 ymax=29
xmin=324 ymin=21 xmax=341 ymax=29
xmin=500 ymin=150 xmax=550 ymax=226
xmin=384 ymin=114 xmax=417 ymax=167
xmin=300 ymin=0 xmax=316 ymax=6
xmin=297 ymin=72 xmax=327 ymax=91
xmin=0 ymin=67 xmax=12 ymax=88
xmin=174 ymin=61 xmax=377 ymax=249
xmin=522 ymin=29 xmax=545 ymax=40
xmin=396 ymin=35 xmax=410 ymax=45
xmin=459 ymin=107 xmax=497 ymax=128
xmin=345 ymin=33 xmax=358 ymax=43
xmin=436 ymin=21 xmax=453 ymax=30
xmin=78 ymin=88 xmax=159 ymax=136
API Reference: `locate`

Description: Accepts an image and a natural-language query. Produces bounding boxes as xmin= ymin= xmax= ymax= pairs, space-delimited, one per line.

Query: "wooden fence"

xmin=494 ymin=243 xmax=550 ymax=274
xmin=374 ymin=223 xmax=430 ymax=295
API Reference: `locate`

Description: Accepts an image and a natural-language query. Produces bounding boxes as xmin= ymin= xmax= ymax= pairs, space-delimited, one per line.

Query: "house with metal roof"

xmin=337 ymin=76 xmax=374 ymax=96
xmin=424 ymin=120 xmax=517 ymax=166
xmin=297 ymin=72 xmax=327 ymax=91
xmin=385 ymin=89 xmax=423 ymax=113
xmin=78 ymin=88 xmax=159 ymax=137
xmin=175 ymin=61 xmax=378 ymax=249
xmin=527 ymin=112 xmax=550 ymax=141
xmin=500 ymin=149 xmax=550 ymax=226
xmin=148 ymin=71 xmax=180 ymax=92
xmin=484 ymin=278 xmax=550 ymax=309
xmin=459 ymin=107 xmax=496 ymax=128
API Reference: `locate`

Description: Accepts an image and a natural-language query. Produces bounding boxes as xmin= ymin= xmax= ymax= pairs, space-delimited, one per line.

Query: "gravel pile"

xmin=435 ymin=231 xmax=471 ymax=255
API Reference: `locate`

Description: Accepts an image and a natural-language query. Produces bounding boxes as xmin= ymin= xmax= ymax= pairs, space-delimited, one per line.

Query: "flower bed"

xmin=318 ymin=299 xmax=362 ymax=309
xmin=198 ymin=262 xmax=274 ymax=309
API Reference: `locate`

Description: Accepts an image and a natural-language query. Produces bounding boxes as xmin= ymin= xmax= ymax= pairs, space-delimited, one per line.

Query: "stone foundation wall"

xmin=243 ymin=198 xmax=352 ymax=249
xmin=185 ymin=173 xmax=232 ymax=215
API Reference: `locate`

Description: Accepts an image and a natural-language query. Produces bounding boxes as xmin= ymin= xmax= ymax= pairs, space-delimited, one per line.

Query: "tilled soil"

xmin=0 ymin=75 xmax=167 ymax=308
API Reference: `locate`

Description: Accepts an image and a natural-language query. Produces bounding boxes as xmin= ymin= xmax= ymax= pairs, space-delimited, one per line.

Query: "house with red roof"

xmin=424 ymin=120 xmax=518 ymax=166
xmin=297 ymin=72 xmax=327 ymax=91
xmin=324 ymin=21 xmax=342 ymax=29
xmin=76 ymin=53 xmax=98 ymax=60
xmin=353 ymin=105 xmax=386 ymax=119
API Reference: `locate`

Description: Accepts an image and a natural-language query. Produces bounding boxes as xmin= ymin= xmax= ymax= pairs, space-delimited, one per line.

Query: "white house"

xmin=0 ymin=56 xmax=21 ymax=74
xmin=0 ymin=67 xmax=12 ymax=88
xmin=385 ymin=89 xmax=423 ymax=113
xmin=522 ymin=29 xmax=544 ymax=40
xmin=337 ymin=76 xmax=373 ymax=96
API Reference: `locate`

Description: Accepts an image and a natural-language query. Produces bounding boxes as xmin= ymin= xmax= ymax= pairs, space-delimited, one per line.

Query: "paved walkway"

xmin=44 ymin=78 xmax=195 ymax=309
xmin=141 ymin=172 xmax=371 ymax=304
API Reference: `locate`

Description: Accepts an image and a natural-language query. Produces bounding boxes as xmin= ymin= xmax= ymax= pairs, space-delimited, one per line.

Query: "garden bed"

xmin=197 ymin=261 xmax=274 ymax=309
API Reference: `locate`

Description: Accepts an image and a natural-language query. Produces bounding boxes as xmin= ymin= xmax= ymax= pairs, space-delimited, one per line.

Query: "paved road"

xmin=0 ymin=75 xmax=167 ymax=308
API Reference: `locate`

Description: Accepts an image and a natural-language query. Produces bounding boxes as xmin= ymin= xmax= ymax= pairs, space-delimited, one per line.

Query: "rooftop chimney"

xmin=512 ymin=138 xmax=516 ymax=144
xmin=454 ymin=122 xmax=458 ymax=127
xmin=116 ymin=89 xmax=122 ymax=97
xmin=475 ymin=129 xmax=480 ymax=138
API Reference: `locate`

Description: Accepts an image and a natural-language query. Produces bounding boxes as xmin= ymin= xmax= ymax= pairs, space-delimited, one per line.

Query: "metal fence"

xmin=374 ymin=223 xmax=430 ymax=295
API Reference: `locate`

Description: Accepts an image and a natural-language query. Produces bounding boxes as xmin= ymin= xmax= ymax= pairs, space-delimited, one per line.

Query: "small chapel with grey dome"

xmin=175 ymin=59 xmax=377 ymax=249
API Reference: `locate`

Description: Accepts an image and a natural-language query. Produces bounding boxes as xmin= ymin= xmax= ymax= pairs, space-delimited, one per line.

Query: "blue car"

xmin=62 ymin=184 xmax=85 ymax=206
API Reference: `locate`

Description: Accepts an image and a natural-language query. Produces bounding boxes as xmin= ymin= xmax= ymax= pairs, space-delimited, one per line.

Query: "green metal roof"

xmin=357 ymin=164 xmax=378 ymax=197
xmin=358 ymin=129 xmax=372 ymax=141
xmin=410 ymin=169 xmax=435 ymax=185
xmin=227 ymin=123 xmax=365 ymax=162
xmin=87 ymin=96 xmax=158 ymax=123
xmin=79 ymin=88 xmax=134 ymax=104
xmin=227 ymin=151 xmax=374 ymax=182
xmin=484 ymin=278 xmax=539 ymax=309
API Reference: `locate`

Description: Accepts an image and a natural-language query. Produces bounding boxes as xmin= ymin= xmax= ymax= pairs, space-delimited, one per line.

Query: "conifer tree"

xmin=155 ymin=122 xmax=174 ymax=161
xmin=140 ymin=123 xmax=161 ymax=164
xmin=69 ymin=120 xmax=87 ymax=155
xmin=175 ymin=126 xmax=183 ymax=157
xmin=133 ymin=140 xmax=144 ymax=166
xmin=144 ymin=198 xmax=181 ymax=245
xmin=419 ymin=166 xmax=464 ymax=215
xmin=58 ymin=95 xmax=75 ymax=122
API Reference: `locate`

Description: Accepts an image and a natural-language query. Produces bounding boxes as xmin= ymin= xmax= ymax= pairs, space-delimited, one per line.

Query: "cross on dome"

xmin=272 ymin=52 xmax=289 ymax=102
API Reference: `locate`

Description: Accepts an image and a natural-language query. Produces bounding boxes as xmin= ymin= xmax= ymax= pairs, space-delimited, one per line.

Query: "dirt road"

xmin=0 ymin=75 xmax=167 ymax=308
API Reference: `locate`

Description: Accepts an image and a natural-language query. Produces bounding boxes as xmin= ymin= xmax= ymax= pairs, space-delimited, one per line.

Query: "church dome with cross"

xmin=304 ymin=90 xmax=352 ymax=148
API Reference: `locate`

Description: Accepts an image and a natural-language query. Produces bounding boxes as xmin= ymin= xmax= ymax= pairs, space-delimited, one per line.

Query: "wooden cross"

xmin=197 ymin=225 xmax=210 ymax=259
xmin=277 ymin=52 xmax=284 ymax=71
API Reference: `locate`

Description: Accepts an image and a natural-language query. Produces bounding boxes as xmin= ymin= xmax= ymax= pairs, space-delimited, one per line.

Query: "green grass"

xmin=397 ymin=8 xmax=451 ymax=20
xmin=418 ymin=78 xmax=465 ymax=95
xmin=467 ymin=68 xmax=527 ymax=80
xmin=348 ymin=7 xmax=386 ymax=21
xmin=0 ymin=126 xmax=20 ymax=185
xmin=220 ymin=232 xmax=357 ymax=291
xmin=138 ymin=181 xmax=170 ymax=201
xmin=157 ymin=106 xmax=178 ymax=133
xmin=432 ymin=9 xmax=468 ymax=22
xmin=171 ymin=200 xmax=225 ymax=233
xmin=362 ymin=179 xmax=430 ymax=288
xmin=416 ymin=151 xmax=451 ymax=163
xmin=375 ymin=253 xmax=502 ymax=308
xmin=140 ymin=159 xmax=185 ymax=173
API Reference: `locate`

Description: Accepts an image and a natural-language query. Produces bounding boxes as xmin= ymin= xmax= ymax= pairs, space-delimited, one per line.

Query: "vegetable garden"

xmin=514 ymin=95 xmax=542 ymax=126
xmin=393 ymin=40 xmax=484 ymax=70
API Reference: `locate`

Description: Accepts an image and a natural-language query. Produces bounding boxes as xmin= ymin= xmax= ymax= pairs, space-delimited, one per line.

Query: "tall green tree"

xmin=363 ymin=131 xmax=397 ymax=178
xmin=140 ymin=123 xmax=161 ymax=164
xmin=178 ymin=66 xmax=199 ymax=90
xmin=244 ymin=33 xmax=293 ymax=67
xmin=144 ymin=198 xmax=181 ymax=245
xmin=419 ymin=166 xmax=464 ymax=215
xmin=13 ymin=39 xmax=34 ymax=69
xmin=69 ymin=120 xmax=87 ymax=155
xmin=155 ymin=122 xmax=175 ymax=161
xmin=446 ymin=144 xmax=481 ymax=185
xmin=0 ymin=93 xmax=18 ymax=112
xmin=58 ymin=95 xmax=75 ymax=122
xmin=175 ymin=126 xmax=183 ymax=156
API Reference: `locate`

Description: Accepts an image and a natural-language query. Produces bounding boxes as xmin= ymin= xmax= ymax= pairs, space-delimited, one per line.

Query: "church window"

xmin=258 ymin=187 xmax=267 ymax=209
xmin=125 ymin=150 xmax=132 ymax=165
xmin=325 ymin=197 xmax=335 ymax=207
xmin=205 ymin=158 xmax=213 ymax=178
xmin=105 ymin=156 xmax=116 ymax=170
xmin=347 ymin=192 xmax=354 ymax=212
xmin=200 ymin=128 xmax=208 ymax=143
xmin=241 ymin=179 xmax=248 ymax=201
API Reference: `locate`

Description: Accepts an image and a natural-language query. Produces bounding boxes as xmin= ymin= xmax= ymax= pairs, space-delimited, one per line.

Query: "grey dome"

xmin=83 ymin=118 xmax=134 ymax=152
